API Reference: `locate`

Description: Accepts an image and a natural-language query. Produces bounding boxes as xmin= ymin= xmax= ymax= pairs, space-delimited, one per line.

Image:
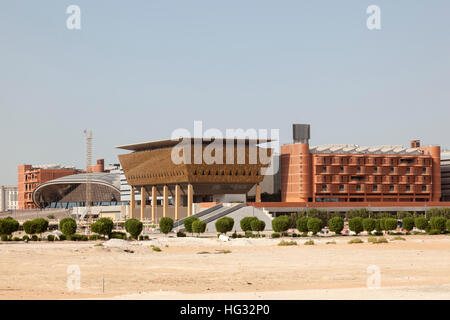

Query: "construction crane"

xmin=83 ymin=130 xmax=93 ymax=221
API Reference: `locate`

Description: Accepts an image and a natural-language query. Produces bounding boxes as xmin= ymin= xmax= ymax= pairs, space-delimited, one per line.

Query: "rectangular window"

xmin=373 ymin=167 xmax=378 ymax=173
xmin=373 ymin=185 xmax=378 ymax=191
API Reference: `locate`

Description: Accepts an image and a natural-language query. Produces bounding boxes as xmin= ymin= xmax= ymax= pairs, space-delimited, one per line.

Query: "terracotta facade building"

xmin=281 ymin=125 xmax=441 ymax=203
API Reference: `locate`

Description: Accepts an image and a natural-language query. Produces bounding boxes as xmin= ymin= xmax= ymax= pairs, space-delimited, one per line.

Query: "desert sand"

xmin=0 ymin=234 xmax=449 ymax=300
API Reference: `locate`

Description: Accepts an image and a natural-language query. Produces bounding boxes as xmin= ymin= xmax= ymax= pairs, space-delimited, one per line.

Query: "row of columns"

xmin=129 ymin=184 xmax=194 ymax=221
xmin=129 ymin=182 xmax=261 ymax=222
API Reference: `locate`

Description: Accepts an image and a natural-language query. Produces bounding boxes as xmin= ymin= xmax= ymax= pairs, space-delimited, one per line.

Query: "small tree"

xmin=446 ymin=219 xmax=450 ymax=233
xmin=33 ymin=218 xmax=49 ymax=238
xmin=125 ymin=218 xmax=143 ymax=239
xmin=159 ymin=217 xmax=174 ymax=236
xmin=183 ymin=216 xmax=199 ymax=235
xmin=272 ymin=216 xmax=290 ymax=233
xmin=348 ymin=217 xmax=364 ymax=235
xmin=192 ymin=220 xmax=206 ymax=236
xmin=240 ymin=217 xmax=258 ymax=232
xmin=0 ymin=217 xmax=19 ymax=237
xmin=415 ymin=217 xmax=429 ymax=232
xmin=215 ymin=217 xmax=234 ymax=235
xmin=402 ymin=217 xmax=415 ymax=232
xmin=384 ymin=218 xmax=398 ymax=233
xmin=61 ymin=218 xmax=77 ymax=236
xmin=23 ymin=220 xmax=38 ymax=236
xmin=91 ymin=218 xmax=114 ymax=238
xmin=296 ymin=217 xmax=309 ymax=233
xmin=375 ymin=219 xmax=382 ymax=232
xmin=378 ymin=218 xmax=386 ymax=231
xmin=328 ymin=216 xmax=344 ymax=234
xmin=250 ymin=219 xmax=265 ymax=235
xmin=362 ymin=218 xmax=376 ymax=234
xmin=307 ymin=218 xmax=322 ymax=235
xmin=430 ymin=217 xmax=447 ymax=233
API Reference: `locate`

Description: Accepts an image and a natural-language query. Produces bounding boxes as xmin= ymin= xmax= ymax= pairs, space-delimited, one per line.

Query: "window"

xmin=322 ymin=167 xmax=327 ymax=173
xmin=340 ymin=167 xmax=344 ymax=173
xmin=406 ymin=168 xmax=411 ymax=174
xmin=322 ymin=185 xmax=327 ymax=192
xmin=406 ymin=186 xmax=411 ymax=192
xmin=422 ymin=186 xmax=427 ymax=191
xmin=390 ymin=186 xmax=394 ymax=191
xmin=373 ymin=167 xmax=378 ymax=174
xmin=390 ymin=168 xmax=394 ymax=173
xmin=356 ymin=185 xmax=361 ymax=191
xmin=356 ymin=167 xmax=361 ymax=173
xmin=339 ymin=185 xmax=344 ymax=191
xmin=422 ymin=168 xmax=427 ymax=174
xmin=373 ymin=185 xmax=378 ymax=192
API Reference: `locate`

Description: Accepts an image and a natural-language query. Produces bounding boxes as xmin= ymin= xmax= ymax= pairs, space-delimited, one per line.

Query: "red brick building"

xmin=281 ymin=125 xmax=441 ymax=203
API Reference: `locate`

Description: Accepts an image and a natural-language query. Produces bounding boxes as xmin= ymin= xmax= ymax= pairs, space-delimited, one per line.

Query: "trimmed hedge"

xmin=184 ymin=216 xmax=199 ymax=234
xmin=272 ymin=216 xmax=290 ymax=233
xmin=296 ymin=217 xmax=309 ymax=233
xmin=415 ymin=217 xmax=429 ymax=231
xmin=215 ymin=217 xmax=234 ymax=234
xmin=348 ymin=217 xmax=364 ymax=235
xmin=363 ymin=218 xmax=376 ymax=233
xmin=240 ymin=217 xmax=258 ymax=232
xmin=250 ymin=219 xmax=266 ymax=233
xmin=384 ymin=218 xmax=398 ymax=232
xmin=125 ymin=218 xmax=143 ymax=239
xmin=402 ymin=217 xmax=415 ymax=231
xmin=307 ymin=218 xmax=322 ymax=235
xmin=430 ymin=217 xmax=447 ymax=233
xmin=159 ymin=217 xmax=174 ymax=235
xmin=61 ymin=218 xmax=77 ymax=236
xmin=192 ymin=220 xmax=207 ymax=235
xmin=328 ymin=216 xmax=344 ymax=234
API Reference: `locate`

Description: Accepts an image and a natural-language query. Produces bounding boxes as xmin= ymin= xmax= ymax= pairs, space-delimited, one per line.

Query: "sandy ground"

xmin=0 ymin=234 xmax=449 ymax=300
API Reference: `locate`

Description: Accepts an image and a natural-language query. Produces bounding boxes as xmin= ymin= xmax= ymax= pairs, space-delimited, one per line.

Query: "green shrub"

xmin=59 ymin=234 xmax=66 ymax=241
xmin=306 ymin=209 xmax=328 ymax=226
xmin=22 ymin=235 xmax=29 ymax=241
xmin=447 ymin=219 xmax=450 ymax=232
xmin=415 ymin=217 xmax=429 ymax=231
xmin=61 ymin=219 xmax=77 ymax=236
xmin=177 ymin=231 xmax=186 ymax=237
xmin=0 ymin=217 xmax=19 ymax=236
xmin=110 ymin=232 xmax=127 ymax=240
xmin=192 ymin=220 xmax=206 ymax=235
xmin=152 ymin=246 xmax=162 ymax=252
xmin=144 ymin=235 xmax=149 ymax=240
xmin=307 ymin=218 xmax=322 ymax=235
xmin=391 ymin=236 xmax=406 ymax=241
xmin=89 ymin=234 xmax=99 ymax=240
xmin=250 ymin=219 xmax=265 ymax=233
xmin=33 ymin=218 xmax=49 ymax=235
xmin=91 ymin=218 xmax=114 ymax=238
xmin=183 ymin=216 xmax=199 ymax=235
xmin=296 ymin=216 xmax=309 ymax=233
xmin=428 ymin=229 xmax=440 ymax=235
xmin=271 ymin=233 xmax=280 ymax=238
xmin=430 ymin=217 xmax=447 ymax=233
xmin=31 ymin=235 xmax=38 ymax=241
xmin=375 ymin=237 xmax=388 ymax=243
xmin=348 ymin=217 xmax=364 ymax=235
xmin=346 ymin=209 xmax=370 ymax=219
xmin=362 ymin=218 xmax=376 ymax=233
xmin=402 ymin=217 xmax=415 ymax=231
xmin=384 ymin=218 xmax=398 ymax=232
xmin=23 ymin=220 xmax=38 ymax=235
xmin=328 ymin=216 xmax=344 ymax=234
xmin=378 ymin=218 xmax=386 ymax=231
xmin=240 ymin=217 xmax=258 ymax=232
xmin=348 ymin=238 xmax=364 ymax=244
xmin=1 ymin=234 xmax=7 ymax=241
xmin=272 ymin=216 xmax=290 ymax=233
xmin=304 ymin=239 xmax=314 ymax=245
xmin=125 ymin=218 xmax=144 ymax=239
xmin=12 ymin=237 xmax=21 ymax=241
xmin=215 ymin=217 xmax=234 ymax=235
xmin=278 ymin=240 xmax=297 ymax=246
xmin=47 ymin=235 xmax=55 ymax=241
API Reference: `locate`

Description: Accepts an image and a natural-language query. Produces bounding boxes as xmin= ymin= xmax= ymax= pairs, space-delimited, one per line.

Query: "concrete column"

xmin=140 ymin=186 xmax=146 ymax=221
xmin=175 ymin=184 xmax=180 ymax=220
xmin=130 ymin=187 xmax=135 ymax=219
xmin=255 ymin=183 xmax=261 ymax=202
xmin=163 ymin=185 xmax=168 ymax=218
xmin=187 ymin=184 xmax=193 ymax=216
xmin=151 ymin=186 xmax=157 ymax=223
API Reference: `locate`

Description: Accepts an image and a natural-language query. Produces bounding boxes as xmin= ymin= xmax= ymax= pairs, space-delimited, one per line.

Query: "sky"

xmin=0 ymin=0 xmax=449 ymax=185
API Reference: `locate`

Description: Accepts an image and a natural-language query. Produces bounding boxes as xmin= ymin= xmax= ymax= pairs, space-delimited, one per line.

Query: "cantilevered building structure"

xmin=116 ymin=138 xmax=273 ymax=221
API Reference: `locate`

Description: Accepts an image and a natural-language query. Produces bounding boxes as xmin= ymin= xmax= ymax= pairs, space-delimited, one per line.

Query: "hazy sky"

xmin=1 ymin=1 xmax=449 ymax=185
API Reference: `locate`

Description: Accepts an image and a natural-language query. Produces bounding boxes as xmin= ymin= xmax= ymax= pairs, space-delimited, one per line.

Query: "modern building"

xmin=441 ymin=150 xmax=450 ymax=201
xmin=18 ymin=164 xmax=82 ymax=209
xmin=32 ymin=172 xmax=121 ymax=209
xmin=116 ymin=137 xmax=273 ymax=221
xmin=281 ymin=124 xmax=441 ymax=203
xmin=0 ymin=186 xmax=18 ymax=212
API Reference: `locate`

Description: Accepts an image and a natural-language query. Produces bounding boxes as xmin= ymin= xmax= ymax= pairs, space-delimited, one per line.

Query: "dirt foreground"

xmin=0 ymin=234 xmax=449 ymax=300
